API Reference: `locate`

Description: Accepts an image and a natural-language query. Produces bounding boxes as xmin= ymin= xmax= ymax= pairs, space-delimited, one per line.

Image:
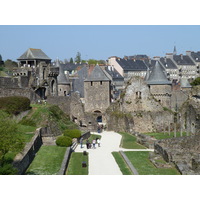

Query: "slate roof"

xmin=173 ymin=55 xmax=195 ymax=65
xmin=104 ymin=66 xmax=124 ymax=80
xmin=55 ymin=59 xmax=70 ymax=85
xmin=160 ymin=57 xmax=178 ymax=69
xmin=61 ymin=63 xmax=88 ymax=73
xmin=180 ymin=78 xmax=192 ymax=88
xmin=190 ymin=51 xmax=200 ymax=63
xmin=116 ymin=59 xmax=148 ymax=71
xmin=85 ymin=65 xmax=110 ymax=82
xmin=146 ymin=61 xmax=172 ymax=85
xmin=72 ymin=66 xmax=89 ymax=97
xmin=124 ymin=55 xmax=149 ymax=60
xmin=17 ymin=48 xmax=51 ymax=60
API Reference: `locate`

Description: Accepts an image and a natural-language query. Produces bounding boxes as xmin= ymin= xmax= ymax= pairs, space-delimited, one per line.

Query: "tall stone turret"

xmin=84 ymin=64 xmax=111 ymax=113
xmin=146 ymin=61 xmax=172 ymax=108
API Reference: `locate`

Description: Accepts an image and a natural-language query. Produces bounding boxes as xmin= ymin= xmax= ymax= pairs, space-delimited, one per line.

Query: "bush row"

xmin=0 ymin=96 xmax=31 ymax=115
xmin=56 ymin=129 xmax=81 ymax=147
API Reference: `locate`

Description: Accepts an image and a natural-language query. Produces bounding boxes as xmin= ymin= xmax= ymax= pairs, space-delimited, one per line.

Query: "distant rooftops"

xmin=104 ymin=66 xmax=124 ymax=80
xmin=173 ymin=55 xmax=195 ymax=65
xmin=18 ymin=48 xmax=51 ymax=61
xmin=116 ymin=58 xmax=148 ymax=71
xmin=160 ymin=57 xmax=177 ymax=69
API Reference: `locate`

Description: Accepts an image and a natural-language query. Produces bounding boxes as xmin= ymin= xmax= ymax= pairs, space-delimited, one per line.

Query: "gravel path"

xmin=75 ymin=131 xmax=154 ymax=175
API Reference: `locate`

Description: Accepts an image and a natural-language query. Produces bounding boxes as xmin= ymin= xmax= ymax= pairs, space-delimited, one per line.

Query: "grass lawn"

xmin=112 ymin=152 xmax=133 ymax=175
xmin=124 ymin=151 xmax=180 ymax=175
xmin=26 ymin=146 xmax=66 ymax=175
xmin=143 ymin=132 xmax=187 ymax=140
xmin=118 ymin=132 xmax=146 ymax=149
xmin=66 ymin=152 xmax=88 ymax=175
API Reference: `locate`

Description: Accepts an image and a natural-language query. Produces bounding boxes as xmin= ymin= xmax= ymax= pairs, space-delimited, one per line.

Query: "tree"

xmin=4 ymin=59 xmax=18 ymax=71
xmin=70 ymin=57 xmax=74 ymax=64
xmin=75 ymin=52 xmax=81 ymax=63
xmin=0 ymin=54 xmax=4 ymax=70
xmin=0 ymin=111 xmax=23 ymax=163
xmin=191 ymin=77 xmax=200 ymax=86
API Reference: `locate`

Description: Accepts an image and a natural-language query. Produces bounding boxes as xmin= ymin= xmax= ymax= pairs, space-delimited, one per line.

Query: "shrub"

xmin=191 ymin=77 xmax=200 ymax=86
xmin=0 ymin=163 xmax=18 ymax=175
xmin=63 ymin=129 xmax=81 ymax=138
xmin=56 ymin=136 xmax=72 ymax=147
xmin=0 ymin=96 xmax=30 ymax=115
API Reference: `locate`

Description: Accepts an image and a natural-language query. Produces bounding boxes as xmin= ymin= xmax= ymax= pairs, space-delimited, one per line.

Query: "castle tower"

xmin=146 ymin=61 xmax=172 ymax=108
xmin=17 ymin=48 xmax=59 ymax=99
xmin=84 ymin=64 xmax=111 ymax=113
xmin=55 ymin=59 xmax=71 ymax=96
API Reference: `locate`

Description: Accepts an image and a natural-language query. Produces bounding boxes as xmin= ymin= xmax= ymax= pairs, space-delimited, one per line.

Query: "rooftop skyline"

xmin=1 ymin=25 xmax=200 ymax=62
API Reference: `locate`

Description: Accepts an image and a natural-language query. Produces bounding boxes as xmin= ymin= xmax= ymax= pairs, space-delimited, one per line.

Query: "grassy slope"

xmin=118 ymin=132 xmax=146 ymax=149
xmin=125 ymin=151 xmax=180 ymax=175
xmin=66 ymin=152 xmax=88 ymax=175
xmin=26 ymin=146 xmax=66 ymax=175
xmin=20 ymin=104 xmax=78 ymax=132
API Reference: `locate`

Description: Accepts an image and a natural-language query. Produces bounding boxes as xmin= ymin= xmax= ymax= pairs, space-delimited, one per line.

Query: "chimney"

xmin=153 ymin=56 xmax=160 ymax=61
xmin=166 ymin=53 xmax=173 ymax=59
xmin=186 ymin=51 xmax=191 ymax=56
xmin=180 ymin=54 xmax=183 ymax=60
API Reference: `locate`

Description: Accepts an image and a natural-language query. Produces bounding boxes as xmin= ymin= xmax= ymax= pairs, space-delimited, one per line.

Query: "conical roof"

xmin=146 ymin=61 xmax=171 ymax=85
xmin=17 ymin=48 xmax=51 ymax=60
xmin=56 ymin=59 xmax=70 ymax=85
xmin=85 ymin=64 xmax=110 ymax=82
xmin=180 ymin=78 xmax=192 ymax=88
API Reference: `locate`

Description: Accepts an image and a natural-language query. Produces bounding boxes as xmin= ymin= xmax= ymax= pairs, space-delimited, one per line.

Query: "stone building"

xmin=165 ymin=53 xmax=196 ymax=80
xmin=84 ymin=64 xmax=111 ymax=118
xmin=146 ymin=60 xmax=172 ymax=108
xmin=107 ymin=56 xmax=148 ymax=82
xmin=55 ymin=59 xmax=71 ymax=96
xmin=16 ymin=48 xmax=59 ymax=99
xmin=0 ymin=48 xmax=59 ymax=101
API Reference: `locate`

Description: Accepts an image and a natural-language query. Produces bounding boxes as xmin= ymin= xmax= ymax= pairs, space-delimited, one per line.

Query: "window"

xmin=100 ymin=81 xmax=102 ymax=85
xmin=91 ymin=81 xmax=93 ymax=86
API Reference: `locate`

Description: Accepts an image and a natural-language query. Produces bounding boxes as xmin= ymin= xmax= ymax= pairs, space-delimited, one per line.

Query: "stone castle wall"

xmin=154 ymin=135 xmax=200 ymax=174
xmin=12 ymin=128 xmax=43 ymax=174
xmin=84 ymin=81 xmax=110 ymax=113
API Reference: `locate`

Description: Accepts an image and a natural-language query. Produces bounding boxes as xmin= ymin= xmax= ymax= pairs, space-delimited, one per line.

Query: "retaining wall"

xmin=12 ymin=128 xmax=43 ymax=174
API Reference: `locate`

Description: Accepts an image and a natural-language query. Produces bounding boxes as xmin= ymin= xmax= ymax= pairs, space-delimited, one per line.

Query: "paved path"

xmin=75 ymin=131 xmax=154 ymax=175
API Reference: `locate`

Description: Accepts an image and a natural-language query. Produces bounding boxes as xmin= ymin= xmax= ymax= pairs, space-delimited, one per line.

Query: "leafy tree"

xmin=64 ymin=59 xmax=68 ymax=64
xmin=4 ymin=59 xmax=18 ymax=71
xmin=70 ymin=57 xmax=74 ymax=64
xmin=75 ymin=52 xmax=81 ymax=63
xmin=0 ymin=54 xmax=4 ymax=70
xmin=191 ymin=77 xmax=200 ymax=86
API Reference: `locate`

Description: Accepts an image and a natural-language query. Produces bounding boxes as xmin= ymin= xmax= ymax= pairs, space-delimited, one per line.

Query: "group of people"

xmin=80 ymin=137 xmax=101 ymax=149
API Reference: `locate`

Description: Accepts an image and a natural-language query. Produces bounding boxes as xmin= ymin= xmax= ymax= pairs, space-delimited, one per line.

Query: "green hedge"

xmin=56 ymin=136 xmax=72 ymax=147
xmin=0 ymin=96 xmax=30 ymax=115
xmin=63 ymin=129 xmax=81 ymax=138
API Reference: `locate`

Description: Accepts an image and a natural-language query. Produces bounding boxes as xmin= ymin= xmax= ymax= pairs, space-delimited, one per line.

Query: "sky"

xmin=1 ymin=25 xmax=200 ymax=62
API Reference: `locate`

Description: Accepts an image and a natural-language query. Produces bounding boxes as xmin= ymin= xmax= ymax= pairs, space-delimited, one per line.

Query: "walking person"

xmin=92 ymin=139 xmax=96 ymax=149
xmin=97 ymin=138 xmax=100 ymax=147
xmin=80 ymin=137 xmax=83 ymax=148
xmin=86 ymin=139 xmax=89 ymax=149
